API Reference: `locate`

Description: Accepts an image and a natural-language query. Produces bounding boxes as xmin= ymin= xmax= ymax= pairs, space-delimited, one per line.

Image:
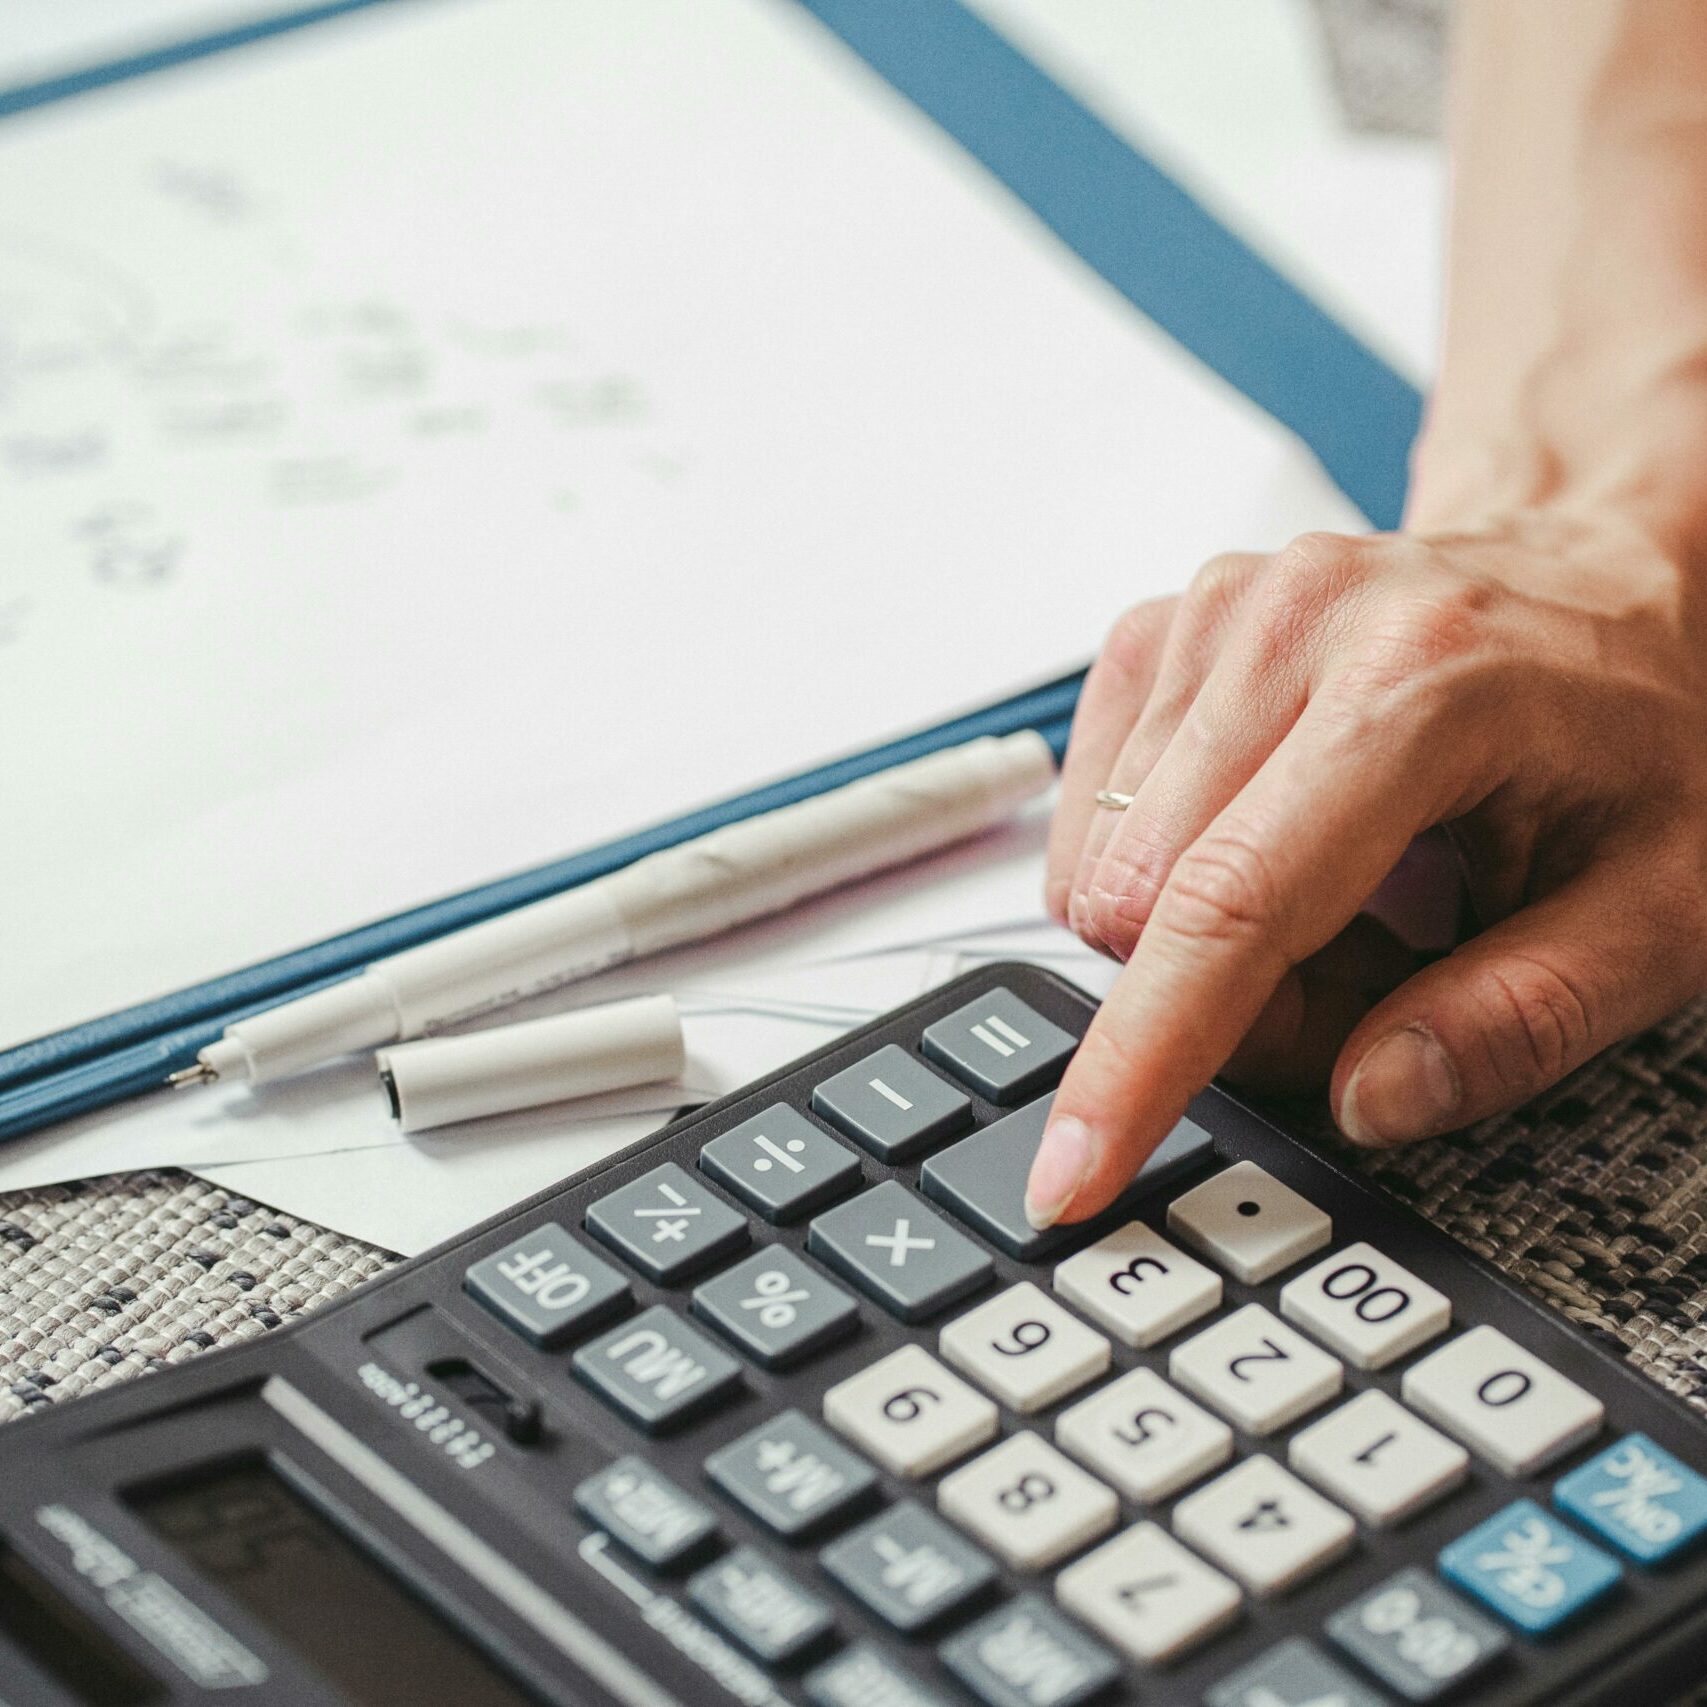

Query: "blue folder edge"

xmin=0 ymin=0 xmax=1422 ymax=1137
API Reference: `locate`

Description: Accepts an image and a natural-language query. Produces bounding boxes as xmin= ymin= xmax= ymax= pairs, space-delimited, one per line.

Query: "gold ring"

xmin=1094 ymin=789 xmax=1135 ymax=810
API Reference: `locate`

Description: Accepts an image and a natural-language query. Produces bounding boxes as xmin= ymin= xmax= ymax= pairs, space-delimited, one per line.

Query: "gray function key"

xmin=922 ymin=1094 xmax=1214 ymax=1260
xmin=807 ymin=1646 xmax=955 ymax=1707
xmin=1207 ymin=1638 xmax=1386 ymax=1707
xmin=940 ymin=1595 xmax=1119 ymax=1707
xmin=573 ymin=1457 xmax=716 ymax=1570
xmin=1326 ymin=1569 xmax=1509 ymax=1703
xmin=705 ymin=1409 xmax=879 ymax=1538
xmin=463 ymin=1222 xmax=629 ymax=1347
xmin=820 ymin=1501 xmax=997 ymax=1632
xmin=808 ymin=1181 xmax=993 ymax=1323
xmin=812 ymin=1045 xmax=972 ymax=1162
xmin=688 ymin=1547 xmax=835 ymax=1666
xmin=700 ymin=1103 xmax=862 ymax=1223
xmin=691 ymin=1247 xmax=858 ymax=1369
xmin=585 ymin=1162 xmax=746 ymax=1283
xmin=921 ymin=987 xmax=1077 ymax=1103
xmin=571 ymin=1305 xmax=742 ymax=1433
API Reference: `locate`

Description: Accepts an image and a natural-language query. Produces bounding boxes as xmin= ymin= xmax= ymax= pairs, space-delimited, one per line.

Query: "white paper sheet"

xmin=0 ymin=0 xmax=1361 ymax=1050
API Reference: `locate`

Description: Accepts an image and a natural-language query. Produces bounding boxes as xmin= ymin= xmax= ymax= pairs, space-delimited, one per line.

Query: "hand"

xmin=1025 ymin=514 xmax=1707 ymax=1229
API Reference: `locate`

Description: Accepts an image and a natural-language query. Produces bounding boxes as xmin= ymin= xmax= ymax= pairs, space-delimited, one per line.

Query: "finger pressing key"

xmin=1026 ymin=694 xmax=1470 ymax=1228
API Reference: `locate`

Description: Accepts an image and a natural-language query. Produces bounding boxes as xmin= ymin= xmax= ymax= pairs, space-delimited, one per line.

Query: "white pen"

xmin=170 ymin=730 xmax=1055 ymax=1089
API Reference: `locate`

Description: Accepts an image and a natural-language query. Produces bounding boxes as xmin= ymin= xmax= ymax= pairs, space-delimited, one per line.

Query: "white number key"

xmin=823 ymin=1344 xmax=997 ymax=1478
xmin=1167 ymin=1162 xmax=1331 ymax=1284
xmin=1279 ymin=1242 xmax=1451 ymax=1370
xmin=1288 ymin=1390 xmax=1469 ymax=1525
xmin=1055 ymin=1367 xmax=1232 ymax=1503
xmin=1053 ymin=1221 xmax=1221 ymax=1348
xmin=939 ymin=1283 xmax=1110 ymax=1412
xmin=1056 ymin=1523 xmax=1241 ymax=1664
xmin=1169 ymin=1303 xmax=1342 ymax=1434
xmin=1173 ymin=1456 xmax=1355 ymax=1596
xmin=1401 ymin=1325 xmax=1604 ymax=1477
xmin=938 ymin=1431 xmax=1118 ymax=1570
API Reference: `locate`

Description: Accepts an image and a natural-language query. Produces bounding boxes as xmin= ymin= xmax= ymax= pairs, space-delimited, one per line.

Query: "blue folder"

xmin=0 ymin=0 xmax=1422 ymax=1140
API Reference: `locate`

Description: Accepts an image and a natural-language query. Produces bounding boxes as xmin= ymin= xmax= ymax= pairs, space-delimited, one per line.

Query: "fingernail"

xmin=1341 ymin=1023 xmax=1460 ymax=1147
xmin=1045 ymin=877 xmax=1070 ymax=925
xmin=1025 ymin=1115 xmax=1093 ymax=1229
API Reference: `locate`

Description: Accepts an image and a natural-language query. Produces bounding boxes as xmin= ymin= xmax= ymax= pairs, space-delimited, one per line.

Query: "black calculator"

xmin=2 ymin=964 xmax=1705 ymax=1707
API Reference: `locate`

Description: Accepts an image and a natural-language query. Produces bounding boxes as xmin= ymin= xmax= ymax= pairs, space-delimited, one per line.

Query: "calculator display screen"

xmin=129 ymin=1460 xmax=538 ymax=1707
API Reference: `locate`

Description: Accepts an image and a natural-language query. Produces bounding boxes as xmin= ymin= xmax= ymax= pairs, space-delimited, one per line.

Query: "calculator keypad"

xmin=688 ymin=1546 xmax=837 ymax=1664
xmin=573 ymin=1457 xmax=718 ymax=1570
xmin=823 ymin=1345 xmax=998 ymax=1477
xmin=1055 ymin=1521 xmax=1241 ymax=1663
xmin=691 ymin=1246 xmax=858 ymax=1369
xmin=446 ymin=975 xmax=1705 ymax=1707
xmin=463 ymin=1221 xmax=629 ymax=1347
xmin=1169 ymin=1302 xmax=1344 ymax=1435
xmin=938 ymin=1595 xmax=1119 ymax=1707
xmin=1288 ymin=1388 xmax=1468 ymax=1526
xmin=923 ymin=1096 xmax=1212 ymax=1261
xmin=809 ymin=1181 xmax=993 ymax=1322
xmin=1168 ymin=1160 xmax=1333 ymax=1284
xmin=1325 ymin=1568 xmax=1509 ymax=1701
xmin=1402 ymin=1323 xmax=1605 ymax=1476
xmin=937 ymin=1433 xmax=1118 ymax=1571
xmin=938 ymin=1283 xmax=1110 ymax=1413
xmin=1173 ymin=1456 xmax=1356 ymax=1595
xmin=920 ymin=988 xmax=1077 ymax=1104
xmin=584 ymin=1162 xmax=747 ymax=1283
xmin=1207 ymin=1637 xmax=1385 ymax=1707
xmin=1438 ymin=1499 xmax=1622 ymax=1634
xmin=1051 ymin=1219 xmax=1221 ymax=1347
xmin=1279 ymin=1240 xmax=1452 ymax=1370
xmin=806 ymin=1645 xmax=954 ymax=1707
xmin=699 ymin=1103 xmax=863 ymax=1223
xmin=812 ymin=1045 xmax=973 ymax=1161
xmin=707 ymin=1410 xmax=880 ymax=1538
xmin=1054 ymin=1366 xmax=1233 ymax=1502
xmin=571 ymin=1305 xmax=743 ymax=1432
xmin=1553 ymin=1431 xmax=1707 ymax=1562
xmin=820 ymin=1502 xmax=998 ymax=1631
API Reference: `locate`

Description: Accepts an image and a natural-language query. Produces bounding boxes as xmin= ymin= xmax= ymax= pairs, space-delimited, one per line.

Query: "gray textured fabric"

xmin=0 ymin=1169 xmax=394 ymax=1421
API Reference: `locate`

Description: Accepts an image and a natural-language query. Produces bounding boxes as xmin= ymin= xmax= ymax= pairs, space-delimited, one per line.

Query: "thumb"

xmin=1332 ymin=856 xmax=1700 ymax=1147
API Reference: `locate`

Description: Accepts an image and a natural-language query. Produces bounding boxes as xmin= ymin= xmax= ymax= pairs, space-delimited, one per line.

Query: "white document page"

xmin=0 ymin=0 xmax=1361 ymax=1050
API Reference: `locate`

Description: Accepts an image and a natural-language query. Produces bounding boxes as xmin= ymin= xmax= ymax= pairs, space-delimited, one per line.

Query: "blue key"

xmin=1554 ymin=1432 xmax=1707 ymax=1565
xmin=1438 ymin=1499 xmax=1620 ymax=1635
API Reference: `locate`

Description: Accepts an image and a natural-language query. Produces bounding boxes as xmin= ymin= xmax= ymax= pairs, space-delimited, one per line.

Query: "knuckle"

xmin=1155 ymin=827 xmax=1284 ymax=952
xmin=1101 ymin=598 xmax=1173 ymax=678
xmin=1186 ymin=551 xmax=1258 ymax=615
xmin=1270 ymin=531 xmax=1371 ymax=598
xmin=1471 ymin=953 xmax=1595 ymax=1085
xmin=1082 ymin=870 xmax=1160 ymax=962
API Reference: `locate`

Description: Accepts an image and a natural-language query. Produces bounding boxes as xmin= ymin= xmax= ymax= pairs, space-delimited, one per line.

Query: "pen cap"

xmin=376 ymin=994 xmax=683 ymax=1133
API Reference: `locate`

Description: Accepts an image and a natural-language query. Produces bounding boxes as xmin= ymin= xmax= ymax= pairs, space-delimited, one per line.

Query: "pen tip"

xmin=167 ymin=1062 xmax=217 ymax=1089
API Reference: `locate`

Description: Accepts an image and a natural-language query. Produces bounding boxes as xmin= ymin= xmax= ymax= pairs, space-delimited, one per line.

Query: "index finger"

xmin=1025 ymin=695 xmax=1475 ymax=1227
